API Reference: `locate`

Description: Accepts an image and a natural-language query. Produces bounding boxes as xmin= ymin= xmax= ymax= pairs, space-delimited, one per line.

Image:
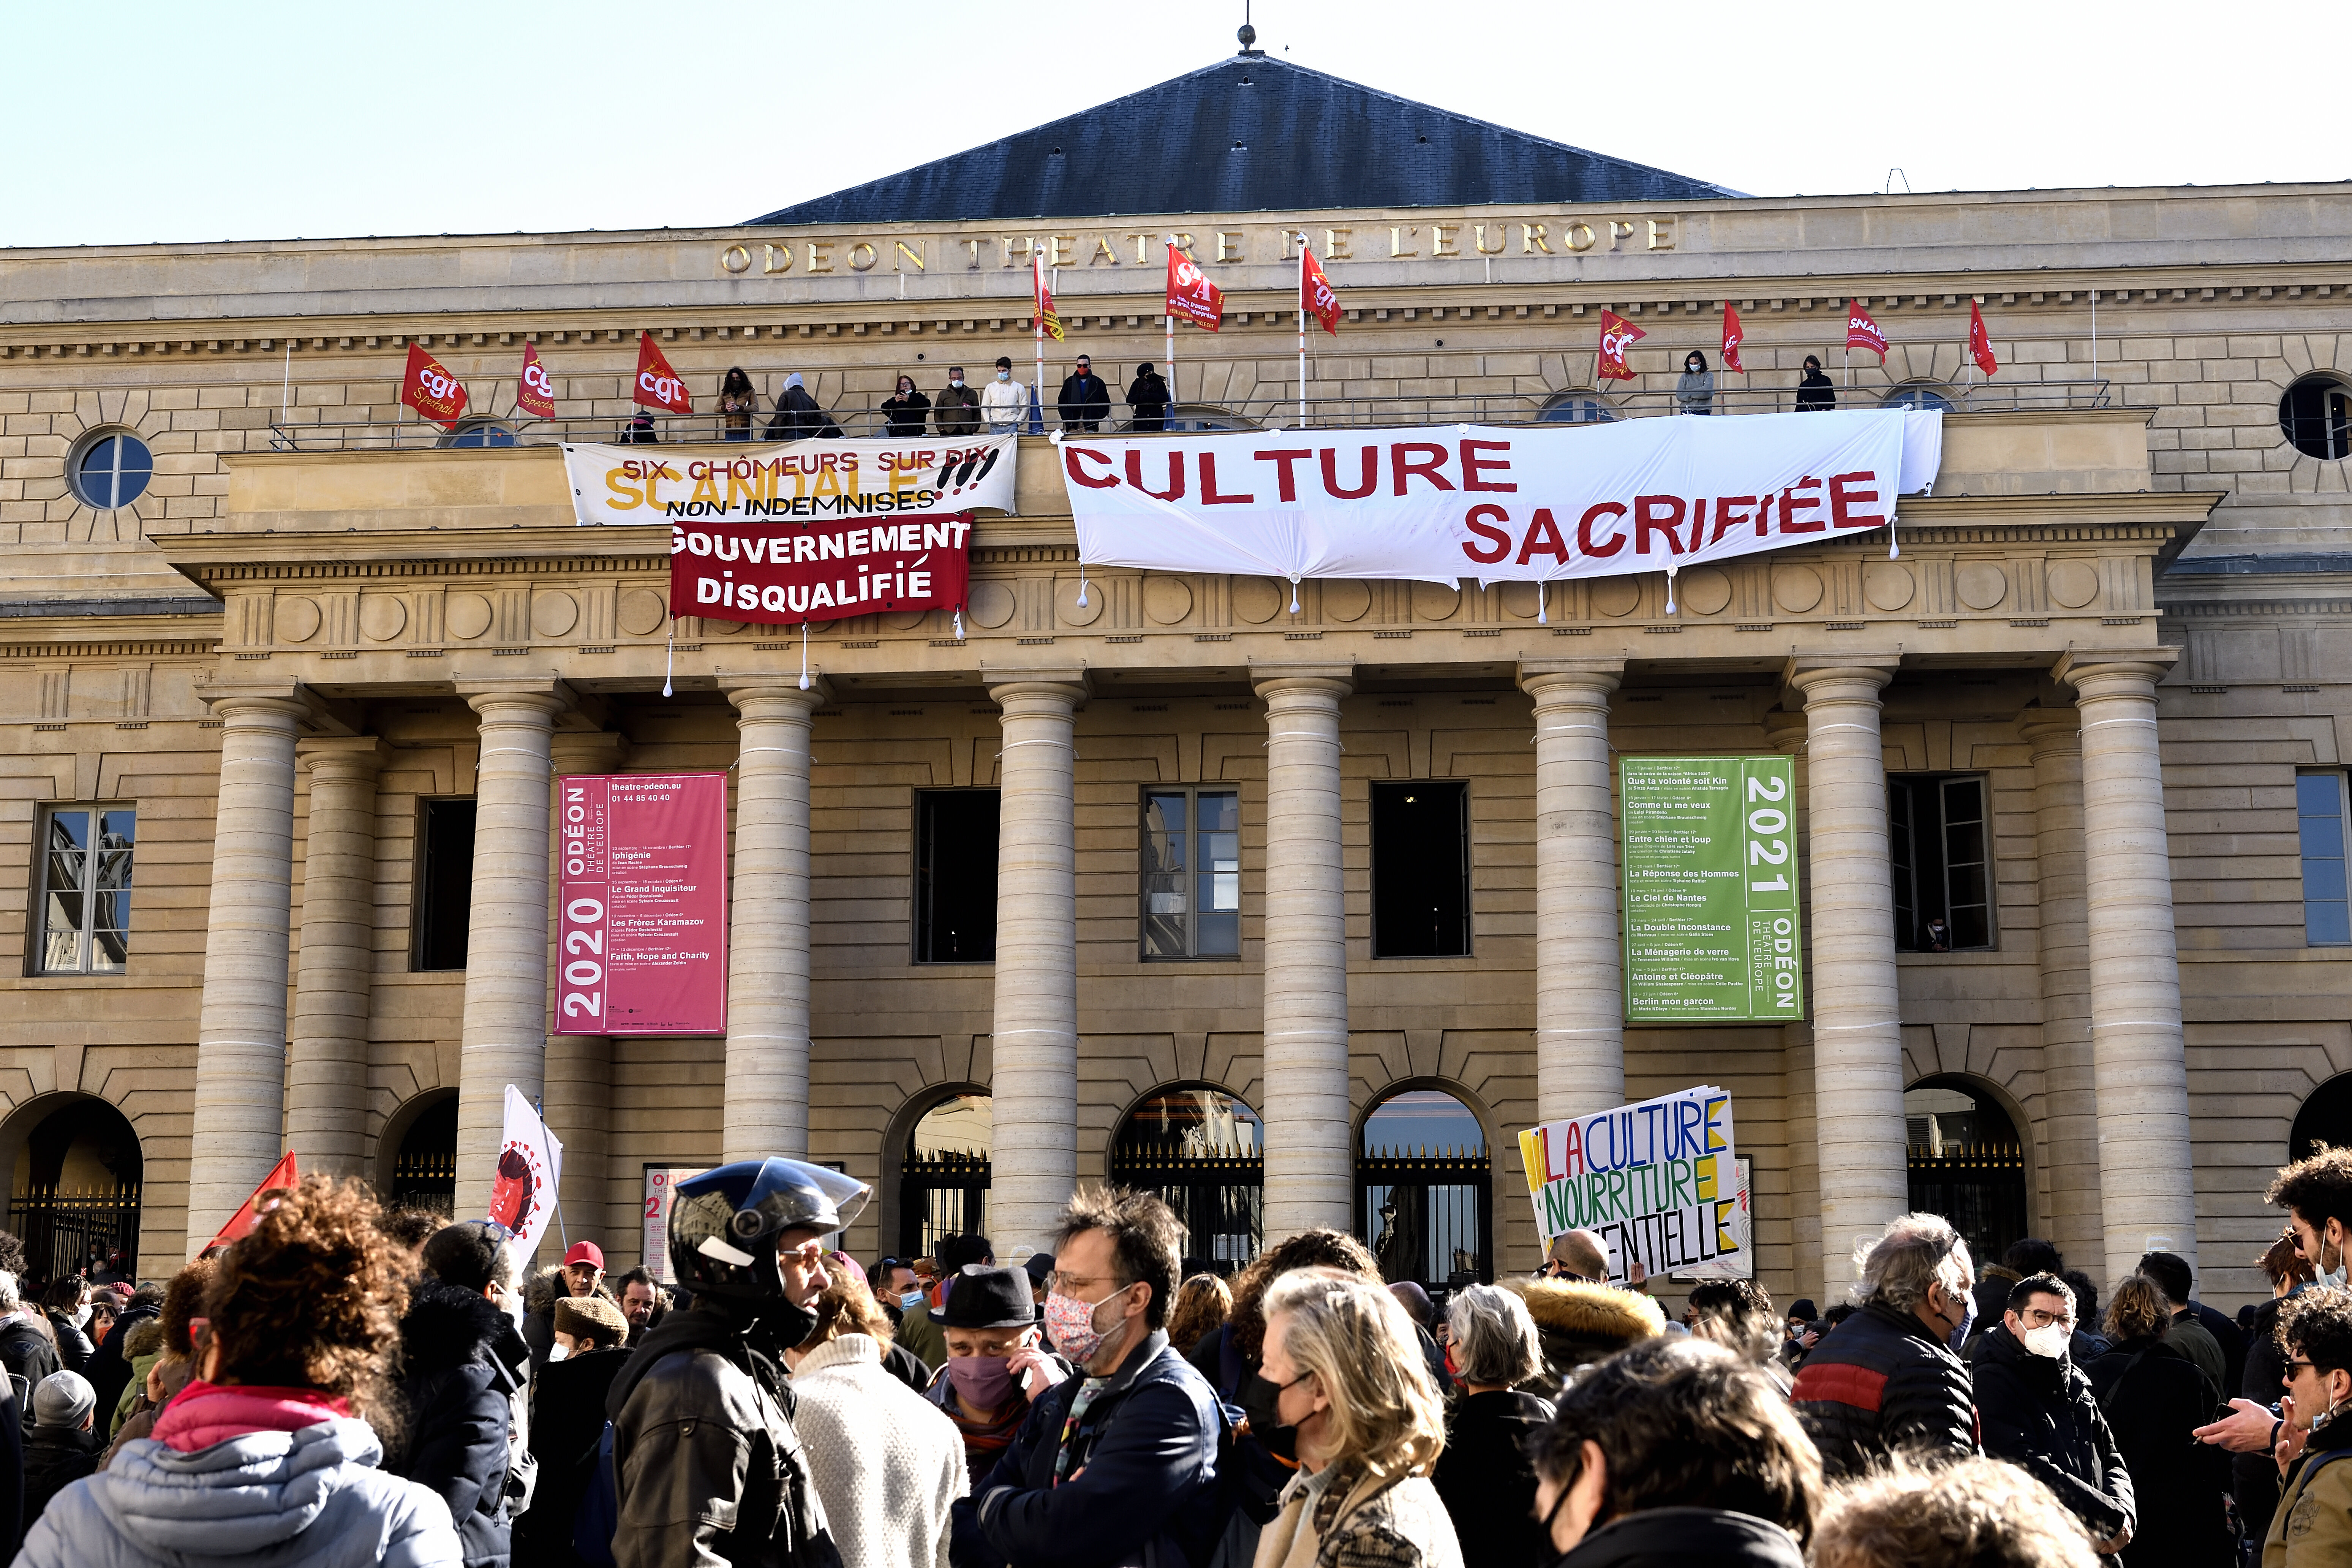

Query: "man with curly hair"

xmin=2266 ymin=1288 xmax=2352 ymax=1566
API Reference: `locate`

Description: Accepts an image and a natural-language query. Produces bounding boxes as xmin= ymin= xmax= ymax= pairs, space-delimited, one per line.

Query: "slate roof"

xmin=746 ymin=55 xmax=1734 ymax=226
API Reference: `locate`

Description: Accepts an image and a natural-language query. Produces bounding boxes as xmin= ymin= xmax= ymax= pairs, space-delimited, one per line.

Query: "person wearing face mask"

xmin=515 ymin=1295 xmax=629 ymax=1568
xmin=608 ymin=1157 xmax=866 ymax=1568
xmin=2085 ymin=1276 xmax=2229 ymax=1568
xmin=1429 ymin=1283 xmax=1551 ymax=1568
xmin=949 ymin=1188 xmax=1226 ymax=1568
xmin=1530 ymin=1337 xmax=1814 ymax=1568
xmin=1790 ymin=1212 xmax=1980 ymax=1479
xmin=882 ymin=375 xmax=932 ymax=437
xmin=39 ymin=1280 xmax=92 ymax=1375
xmin=980 ymin=356 xmax=1024 ymax=432
xmin=2262 ymin=1287 xmax=2352 ymax=1567
xmin=934 ymin=367 xmax=982 ymax=436
xmin=875 ymin=1258 xmax=950 ymax=1372
xmin=1970 ymin=1273 xmax=2134 ymax=1555
xmin=919 ymin=1266 xmax=1066 ymax=1502
xmin=2199 ymin=1146 xmax=2352 ymax=1472
xmin=1676 ymin=350 xmax=1715 ymax=414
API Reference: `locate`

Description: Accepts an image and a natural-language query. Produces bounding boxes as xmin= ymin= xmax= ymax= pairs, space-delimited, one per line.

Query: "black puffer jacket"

xmin=0 ymin=1318 xmax=58 ymax=1395
xmin=1971 ymin=1323 xmax=2132 ymax=1539
xmin=42 ymin=1313 xmax=92 ymax=1375
xmin=84 ymin=1305 xmax=154 ymax=1419
xmin=1791 ymin=1300 xmax=1977 ymax=1479
xmin=386 ymin=1275 xmax=528 ymax=1568
xmin=1558 ymin=1506 xmax=1805 ymax=1568
xmin=1433 ymin=1389 xmax=1555 ymax=1566
xmin=2084 ymin=1334 xmax=2233 ymax=1568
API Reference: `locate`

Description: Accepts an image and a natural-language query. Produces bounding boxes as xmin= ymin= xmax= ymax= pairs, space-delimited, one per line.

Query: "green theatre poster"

xmin=1620 ymin=756 xmax=1804 ymax=1022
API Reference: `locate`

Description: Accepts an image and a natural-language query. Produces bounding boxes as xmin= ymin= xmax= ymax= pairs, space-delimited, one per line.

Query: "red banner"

xmin=516 ymin=341 xmax=556 ymax=419
xmin=1720 ymin=302 xmax=1745 ymax=374
xmin=556 ymin=773 xmax=728 ymax=1037
xmin=1969 ymin=298 xmax=2000 ymax=378
xmin=1846 ymin=299 xmax=1888 ymax=359
xmin=1166 ymin=243 xmax=1225 ymax=331
xmin=1301 ymin=242 xmax=1340 ymax=335
xmin=401 ymin=342 xmax=468 ymax=428
xmin=672 ymin=511 xmax=973 ymax=626
xmin=635 ymin=332 xmax=692 ymax=413
xmin=1597 ymin=309 xmax=1645 ymax=381
xmin=207 ymin=1151 xmax=298 ymax=1252
xmin=1034 ymin=253 xmax=1064 ymax=341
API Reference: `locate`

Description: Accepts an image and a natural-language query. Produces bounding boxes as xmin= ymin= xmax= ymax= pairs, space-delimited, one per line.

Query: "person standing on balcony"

xmin=883 ymin=374 xmax=933 ymax=436
xmin=934 ymin=368 xmax=983 ymax=436
xmin=1796 ymin=355 xmax=1838 ymax=411
xmin=1126 ymin=362 xmax=1171 ymax=431
xmin=981 ymin=358 xmax=1024 ymax=431
xmin=719 ymin=367 xmax=759 ymax=443
xmin=1677 ymin=350 xmax=1715 ymax=414
xmin=1056 ymin=356 xmax=1110 ymax=432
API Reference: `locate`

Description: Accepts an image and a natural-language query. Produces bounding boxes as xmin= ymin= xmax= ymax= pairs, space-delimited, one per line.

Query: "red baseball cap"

xmin=563 ymin=1242 xmax=605 ymax=1270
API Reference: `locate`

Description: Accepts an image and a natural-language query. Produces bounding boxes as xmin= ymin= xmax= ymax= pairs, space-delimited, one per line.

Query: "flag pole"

xmin=1033 ymin=243 xmax=1045 ymax=428
xmin=534 ymin=1094 xmax=569 ymax=1253
xmin=1165 ymin=237 xmax=1178 ymax=422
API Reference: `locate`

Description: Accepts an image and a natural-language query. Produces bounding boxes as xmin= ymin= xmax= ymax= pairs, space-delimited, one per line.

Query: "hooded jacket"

xmin=0 ymin=1314 xmax=61 ymax=1393
xmin=21 ymin=1422 xmax=98 ymax=1528
xmin=1556 ymin=1506 xmax=1805 ymax=1568
xmin=17 ymin=1385 xmax=461 ymax=1568
xmin=1790 ymin=1299 xmax=1977 ymax=1479
xmin=1504 ymin=1279 xmax=1665 ymax=1393
xmin=2085 ymin=1334 xmax=2233 ymax=1568
xmin=2267 ymin=1402 xmax=2352 ymax=1568
xmin=386 ymin=1275 xmax=528 ymax=1568
xmin=1971 ymin=1322 xmax=2132 ymax=1540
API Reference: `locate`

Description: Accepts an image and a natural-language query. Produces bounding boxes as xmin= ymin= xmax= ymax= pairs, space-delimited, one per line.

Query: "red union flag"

xmin=1033 ymin=251 xmax=1065 ymax=341
xmin=515 ymin=341 xmax=556 ymax=419
xmin=1846 ymin=299 xmax=1888 ymax=359
xmin=206 ymin=1150 xmax=299 ymax=1252
xmin=1166 ymin=240 xmax=1225 ymax=332
xmin=1720 ymin=302 xmax=1745 ymax=374
xmin=635 ymin=332 xmax=692 ymax=413
xmin=1969 ymin=298 xmax=2000 ymax=378
xmin=1301 ymin=239 xmax=1340 ymax=335
xmin=400 ymin=341 xmax=468 ymax=428
xmin=1597 ymin=310 xmax=1645 ymax=381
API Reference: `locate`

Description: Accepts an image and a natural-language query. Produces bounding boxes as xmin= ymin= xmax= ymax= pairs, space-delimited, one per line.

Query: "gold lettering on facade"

xmin=964 ymin=239 xmax=986 ymax=269
xmin=1474 ymin=225 xmax=1506 ymax=255
xmin=719 ymin=245 xmax=752 ymax=275
xmin=848 ymin=242 xmax=878 ymax=272
xmin=1565 ymin=223 xmax=1596 ymax=253
xmin=1608 ymin=221 xmax=1635 ymax=251
xmin=1391 ymin=226 xmax=1419 ymax=258
xmin=1325 ymin=229 xmax=1353 ymax=261
xmin=807 ymin=240 xmax=836 ymax=273
xmin=1048 ymin=235 xmax=1077 ymax=268
xmin=1171 ymin=233 xmax=1197 ymax=258
xmin=1001 ymin=236 xmax=1034 ymax=268
xmin=765 ymin=243 xmax=794 ymax=274
xmin=1522 ymin=224 xmax=1553 ymax=255
xmin=1647 ymin=218 xmax=1676 ymax=251
xmin=1217 ymin=231 xmax=1244 ymax=263
xmin=1432 ymin=224 xmax=1460 ymax=258
xmin=1089 ymin=237 xmax=1118 ymax=265
xmin=895 ymin=240 xmax=926 ymax=272
xmin=1127 ymin=233 xmax=1155 ymax=264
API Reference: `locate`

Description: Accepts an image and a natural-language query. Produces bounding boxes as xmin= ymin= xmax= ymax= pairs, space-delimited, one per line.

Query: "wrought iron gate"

xmin=1357 ymin=1146 xmax=1491 ymax=1303
xmin=1109 ymin=1086 xmax=1263 ymax=1272
xmin=899 ymin=1149 xmax=989 ymax=1260
xmin=10 ymin=1185 xmax=140 ymax=1284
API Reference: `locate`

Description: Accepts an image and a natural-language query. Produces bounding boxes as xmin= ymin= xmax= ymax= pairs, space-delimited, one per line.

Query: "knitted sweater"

xmin=790 ymin=1334 xmax=967 ymax=1568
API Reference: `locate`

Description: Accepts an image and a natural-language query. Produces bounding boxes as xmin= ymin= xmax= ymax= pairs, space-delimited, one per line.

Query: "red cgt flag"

xmin=400 ymin=341 xmax=468 ymax=429
xmin=1969 ymin=298 xmax=2000 ymax=378
xmin=1597 ymin=309 xmax=1645 ymax=381
xmin=515 ymin=341 xmax=557 ymax=419
xmin=1166 ymin=240 xmax=1224 ymax=332
xmin=1300 ymin=238 xmax=1341 ymax=336
xmin=1720 ymin=301 xmax=1745 ymax=374
xmin=1846 ymin=299 xmax=1888 ymax=359
xmin=634 ymin=332 xmax=692 ymax=414
xmin=206 ymin=1150 xmax=298 ymax=1253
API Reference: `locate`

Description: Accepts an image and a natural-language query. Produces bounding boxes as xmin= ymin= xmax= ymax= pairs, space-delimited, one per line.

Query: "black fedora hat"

xmin=932 ymin=1263 xmax=1037 ymax=1329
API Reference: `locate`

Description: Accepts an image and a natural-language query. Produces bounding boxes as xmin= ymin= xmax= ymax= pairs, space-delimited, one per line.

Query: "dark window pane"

xmin=415 ymin=799 xmax=478 ymax=971
xmin=915 ymin=791 xmax=999 ymax=963
xmin=1195 ymin=912 xmax=1240 ymax=956
xmin=1951 ymin=907 xmax=1992 ymax=949
xmin=1199 ymin=792 xmax=1238 ymax=832
xmin=2309 ymin=901 xmax=2352 ymax=947
xmin=1370 ymin=781 xmax=1470 ymax=958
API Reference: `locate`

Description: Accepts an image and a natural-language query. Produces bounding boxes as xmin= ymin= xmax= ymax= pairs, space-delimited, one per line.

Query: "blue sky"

xmin=5 ymin=1 xmax=2343 ymax=249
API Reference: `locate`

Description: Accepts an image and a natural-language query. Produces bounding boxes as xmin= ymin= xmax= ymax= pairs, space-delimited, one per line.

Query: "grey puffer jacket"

xmin=17 ymin=1415 xmax=460 ymax=1568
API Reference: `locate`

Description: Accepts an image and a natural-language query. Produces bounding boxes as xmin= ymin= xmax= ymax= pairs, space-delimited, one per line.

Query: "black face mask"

xmin=1239 ymin=1372 xmax=1298 ymax=1461
xmin=1536 ymin=1475 xmax=1576 ymax=1568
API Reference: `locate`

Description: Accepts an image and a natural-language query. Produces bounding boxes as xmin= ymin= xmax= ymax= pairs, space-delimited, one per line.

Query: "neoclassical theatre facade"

xmin=5 ymin=160 xmax=2352 ymax=1309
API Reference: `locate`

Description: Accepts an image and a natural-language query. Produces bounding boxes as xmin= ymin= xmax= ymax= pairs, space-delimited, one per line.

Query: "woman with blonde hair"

xmin=1251 ymin=1269 xmax=1461 ymax=1568
xmin=2085 ymin=1274 xmax=2230 ymax=1568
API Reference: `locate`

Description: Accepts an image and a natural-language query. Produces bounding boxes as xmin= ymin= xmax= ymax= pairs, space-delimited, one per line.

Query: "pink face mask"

xmin=1045 ymin=1290 xmax=1125 ymax=1369
xmin=945 ymin=1353 xmax=1018 ymax=1410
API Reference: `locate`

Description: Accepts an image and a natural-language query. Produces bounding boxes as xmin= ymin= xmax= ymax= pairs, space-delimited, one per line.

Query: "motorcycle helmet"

xmin=667 ymin=1157 xmax=870 ymax=1301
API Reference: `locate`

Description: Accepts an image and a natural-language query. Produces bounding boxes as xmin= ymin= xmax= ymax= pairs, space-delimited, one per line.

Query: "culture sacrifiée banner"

xmin=670 ymin=512 xmax=974 ymax=627
xmin=556 ymin=773 xmax=728 ymax=1036
xmin=1518 ymin=1085 xmax=1740 ymax=1282
xmin=1059 ymin=409 xmax=1939 ymax=585
xmin=1620 ymin=756 xmax=1804 ymax=1022
xmin=561 ymin=432 xmax=1018 ymax=525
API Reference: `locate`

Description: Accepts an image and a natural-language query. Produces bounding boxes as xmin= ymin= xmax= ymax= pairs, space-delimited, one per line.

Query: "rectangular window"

xmin=413 ymin=799 xmax=477 ymax=972
xmin=1142 ymin=787 xmax=1240 ymax=959
xmin=915 ymin=790 xmax=999 ymax=963
xmin=33 ymin=805 xmax=134 ymax=975
xmin=2301 ymin=772 xmax=2350 ymax=945
xmin=1887 ymin=774 xmax=1995 ymax=952
xmin=1370 ymin=781 xmax=1471 ymax=958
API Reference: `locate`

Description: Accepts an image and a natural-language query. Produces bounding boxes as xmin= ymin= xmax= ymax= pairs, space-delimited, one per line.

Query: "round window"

xmin=2279 ymin=375 xmax=2352 ymax=460
xmin=71 ymin=432 xmax=154 ymax=510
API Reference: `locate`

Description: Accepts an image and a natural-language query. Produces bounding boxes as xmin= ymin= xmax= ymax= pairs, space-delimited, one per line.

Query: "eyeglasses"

xmin=1049 ymin=1272 xmax=1132 ymax=1296
xmin=2017 ymin=1308 xmax=2074 ymax=1329
xmin=2289 ymin=1359 xmax=2320 ymax=1376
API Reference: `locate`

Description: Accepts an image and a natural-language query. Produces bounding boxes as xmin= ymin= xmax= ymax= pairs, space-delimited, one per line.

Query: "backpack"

xmin=572 ymin=1420 xmax=619 ymax=1568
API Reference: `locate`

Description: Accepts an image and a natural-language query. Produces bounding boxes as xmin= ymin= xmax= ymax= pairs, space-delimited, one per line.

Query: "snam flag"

xmin=1033 ymin=251 xmax=1065 ymax=341
xmin=1166 ymin=241 xmax=1225 ymax=331
xmin=1301 ymin=238 xmax=1341 ymax=336
xmin=1846 ymin=299 xmax=1888 ymax=359
xmin=401 ymin=342 xmax=468 ymax=429
xmin=1597 ymin=310 xmax=1645 ymax=381
xmin=1969 ymin=299 xmax=2000 ymax=379
xmin=516 ymin=341 xmax=557 ymax=420
xmin=635 ymin=332 xmax=692 ymax=414
xmin=1720 ymin=301 xmax=1745 ymax=373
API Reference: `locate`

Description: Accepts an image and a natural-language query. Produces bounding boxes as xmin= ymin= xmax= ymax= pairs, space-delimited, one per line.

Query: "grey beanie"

xmin=33 ymin=1369 xmax=94 ymax=1430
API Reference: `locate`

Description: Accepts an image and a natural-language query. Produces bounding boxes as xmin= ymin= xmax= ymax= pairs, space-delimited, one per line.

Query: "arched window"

xmin=1883 ymin=383 xmax=1957 ymax=412
xmin=1162 ymin=404 xmax=1256 ymax=432
xmin=387 ymin=1093 xmax=458 ymax=1217
xmin=901 ymin=1093 xmax=991 ymax=1259
xmin=6 ymin=1095 xmax=142 ymax=1283
xmin=2290 ymin=1073 xmax=2352 ymax=1163
xmin=1539 ymin=390 xmax=1617 ymax=425
xmin=1109 ymin=1085 xmax=1263 ymax=1270
xmin=442 ymin=418 xmax=518 ymax=449
xmin=1357 ymin=1087 xmax=1491 ymax=1299
xmin=1905 ymin=1077 xmax=2026 ymax=1269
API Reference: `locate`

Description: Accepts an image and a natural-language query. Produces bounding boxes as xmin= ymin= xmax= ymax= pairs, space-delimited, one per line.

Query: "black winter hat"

xmin=933 ymin=1264 xmax=1037 ymax=1329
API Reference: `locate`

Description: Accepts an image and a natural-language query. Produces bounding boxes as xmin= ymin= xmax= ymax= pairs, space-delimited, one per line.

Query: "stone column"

xmin=2021 ymin=707 xmax=2104 ymax=1272
xmin=2056 ymin=651 xmax=2195 ymax=1281
xmin=1253 ymin=665 xmax=1355 ymax=1237
xmin=986 ymin=672 xmax=1087 ymax=1252
xmin=286 ymin=737 xmax=393 ymax=1181
xmin=453 ymin=681 xmax=569 ymax=1221
xmin=1788 ymin=659 xmax=1908 ymax=1302
xmin=1518 ymin=659 xmax=1626 ymax=1124
xmin=187 ymin=687 xmax=311 ymax=1247
xmin=545 ymin=730 xmax=629 ymax=1246
xmin=722 ymin=679 xmax=828 ymax=1163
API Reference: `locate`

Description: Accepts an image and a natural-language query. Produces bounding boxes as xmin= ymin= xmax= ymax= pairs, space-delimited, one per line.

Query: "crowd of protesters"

xmin=0 ymin=1147 xmax=2345 ymax=1565
xmin=624 ymin=357 xmax=1180 ymax=444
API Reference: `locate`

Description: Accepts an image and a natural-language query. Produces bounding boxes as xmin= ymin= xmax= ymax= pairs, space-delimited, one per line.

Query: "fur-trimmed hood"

xmin=397 ymin=1274 xmax=508 ymax=1377
xmin=1505 ymin=1278 xmax=1664 ymax=1387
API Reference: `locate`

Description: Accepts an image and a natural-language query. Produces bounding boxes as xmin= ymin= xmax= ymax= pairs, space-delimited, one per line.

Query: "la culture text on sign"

xmin=1519 ymin=1086 xmax=1740 ymax=1283
xmin=1621 ymin=757 xmax=1804 ymax=1023
xmin=557 ymin=773 xmax=729 ymax=1037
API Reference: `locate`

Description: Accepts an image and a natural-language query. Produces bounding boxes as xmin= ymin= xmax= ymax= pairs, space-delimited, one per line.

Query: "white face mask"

xmin=951 ymin=377 xmax=964 ymax=387
xmin=2319 ymin=1229 xmax=2348 ymax=1293
xmin=548 ymin=1342 xmax=569 ymax=1363
xmin=72 ymin=1305 xmax=91 ymax=1328
xmin=2021 ymin=1322 xmax=2071 ymax=1360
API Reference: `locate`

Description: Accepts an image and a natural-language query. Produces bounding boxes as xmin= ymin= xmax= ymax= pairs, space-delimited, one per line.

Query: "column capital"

xmin=196 ymin=679 xmax=315 ymax=727
xmin=722 ymin=673 xmax=833 ymax=711
xmin=986 ymin=668 xmax=1090 ymax=710
xmin=1784 ymin=655 xmax=1900 ymax=699
xmin=2052 ymin=647 xmax=2180 ymax=698
xmin=1518 ymin=656 xmax=1625 ymax=700
xmin=458 ymin=678 xmax=574 ymax=719
xmin=549 ymin=730 xmax=633 ymax=775
xmin=2017 ymin=705 xmax=2084 ymax=756
xmin=297 ymin=736 xmax=395 ymax=783
xmin=1250 ymin=661 xmax=1354 ymax=703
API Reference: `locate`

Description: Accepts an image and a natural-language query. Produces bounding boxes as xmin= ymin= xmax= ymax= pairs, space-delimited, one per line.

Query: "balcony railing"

xmin=266 ymin=377 xmax=2112 ymax=452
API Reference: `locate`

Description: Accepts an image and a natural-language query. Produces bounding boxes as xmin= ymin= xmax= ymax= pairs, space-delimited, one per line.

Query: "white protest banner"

xmin=489 ymin=1084 xmax=564 ymax=1258
xmin=563 ymin=430 xmax=1019 ymax=526
xmin=1517 ymin=1085 xmax=1739 ymax=1283
xmin=1060 ymin=409 xmax=1939 ymax=586
xmin=1673 ymin=1157 xmax=1754 ymax=1282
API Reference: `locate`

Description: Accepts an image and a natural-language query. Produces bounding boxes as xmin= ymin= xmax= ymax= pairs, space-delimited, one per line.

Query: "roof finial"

xmin=1237 ymin=0 xmax=1261 ymax=55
